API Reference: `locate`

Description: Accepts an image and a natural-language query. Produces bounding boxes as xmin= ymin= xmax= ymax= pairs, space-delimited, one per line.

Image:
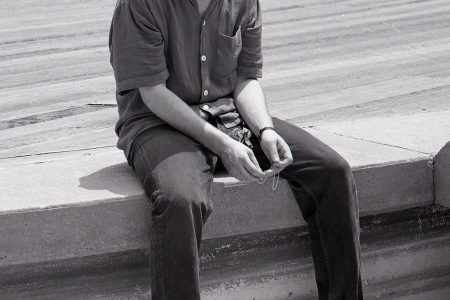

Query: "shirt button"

xmin=201 ymin=55 xmax=207 ymax=62
xmin=202 ymin=104 xmax=209 ymax=110
xmin=202 ymin=20 xmax=206 ymax=26
xmin=203 ymin=90 xmax=209 ymax=96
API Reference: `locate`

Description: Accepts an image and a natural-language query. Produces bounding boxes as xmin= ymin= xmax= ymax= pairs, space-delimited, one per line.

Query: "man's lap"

xmin=129 ymin=118 xmax=349 ymax=200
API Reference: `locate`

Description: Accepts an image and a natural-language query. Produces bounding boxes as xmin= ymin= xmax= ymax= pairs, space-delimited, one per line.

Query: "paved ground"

xmin=1 ymin=0 xmax=450 ymax=159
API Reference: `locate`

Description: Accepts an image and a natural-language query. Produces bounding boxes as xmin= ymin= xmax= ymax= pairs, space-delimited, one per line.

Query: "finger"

xmin=266 ymin=159 xmax=289 ymax=177
xmin=230 ymin=160 xmax=259 ymax=182
xmin=222 ymin=158 xmax=259 ymax=182
xmin=243 ymin=157 xmax=265 ymax=178
xmin=239 ymin=164 xmax=260 ymax=182
xmin=277 ymin=139 xmax=293 ymax=165
xmin=222 ymin=160 xmax=246 ymax=182
xmin=265 ymin=141 xmax=280 ymax=165
xmin=275 ymin=157 xmax=291 ymax=173
xmin=263 ymin=168 xmax=277 ymax=177
xmin=274 ymin=161 xmax=289 ymax=174
xmin=247 ymin=150 xmax=263 ymax=172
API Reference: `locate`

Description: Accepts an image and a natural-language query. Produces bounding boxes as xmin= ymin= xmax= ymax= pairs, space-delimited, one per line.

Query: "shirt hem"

xmin=116 ymin=70 xmax=169 ymax=95
xmin=237 ymin=66 xmax=263 ymax=78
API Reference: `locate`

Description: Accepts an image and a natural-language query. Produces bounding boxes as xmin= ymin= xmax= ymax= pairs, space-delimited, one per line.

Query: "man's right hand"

xmin=218 ymin=139 xmax=265 ymax=182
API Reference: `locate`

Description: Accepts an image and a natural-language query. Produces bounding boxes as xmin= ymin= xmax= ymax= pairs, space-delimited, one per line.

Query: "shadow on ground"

xmin=78 ymin=162 xmax=144 ymax=197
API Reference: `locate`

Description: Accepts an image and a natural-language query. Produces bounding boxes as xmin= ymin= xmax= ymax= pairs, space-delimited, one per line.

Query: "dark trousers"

xmin=129 ymin=117 xmax=363 ymax=300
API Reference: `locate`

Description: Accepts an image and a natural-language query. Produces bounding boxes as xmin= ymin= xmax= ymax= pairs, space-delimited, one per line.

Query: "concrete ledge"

xmin=1 ymin=206 xmax=449 ymax=299
xmin=0 ymin=128 xmax=435 ymax=267
xmin=435 ymin=142 xmax=450 ymax=208
xmin=201 ymin=206 xmax=450 ymax=300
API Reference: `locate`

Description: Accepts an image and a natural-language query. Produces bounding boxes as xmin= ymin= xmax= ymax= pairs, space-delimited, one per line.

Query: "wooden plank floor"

xmin=1 ymin=0 xmax=450 ymax=159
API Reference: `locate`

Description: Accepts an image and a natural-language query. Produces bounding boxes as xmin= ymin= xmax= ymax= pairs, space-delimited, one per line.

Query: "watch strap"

xmin=258 ymin=126 xmax=276 ymax=141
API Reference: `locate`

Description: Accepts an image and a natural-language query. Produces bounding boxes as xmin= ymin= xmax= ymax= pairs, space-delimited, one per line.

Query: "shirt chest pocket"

xmin=214 ymin=27 xmax=242 ymax=77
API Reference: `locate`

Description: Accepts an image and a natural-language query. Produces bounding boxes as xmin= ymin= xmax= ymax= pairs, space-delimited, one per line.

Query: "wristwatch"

xmin=258 ymin=126 xmax=276 ymax=141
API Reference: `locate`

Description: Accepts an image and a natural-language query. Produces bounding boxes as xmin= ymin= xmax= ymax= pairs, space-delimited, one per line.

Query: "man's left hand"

xmin=259 ymin=129 xmax=293 ymax=177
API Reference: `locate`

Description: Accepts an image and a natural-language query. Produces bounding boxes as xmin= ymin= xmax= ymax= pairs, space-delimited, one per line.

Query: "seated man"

xmin=109 ymin=0 xmax=363 ymax=299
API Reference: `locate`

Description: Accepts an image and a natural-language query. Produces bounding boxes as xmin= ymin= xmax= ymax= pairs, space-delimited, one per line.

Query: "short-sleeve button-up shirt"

xmin=109 ymin=0 xmax=263 ymax=157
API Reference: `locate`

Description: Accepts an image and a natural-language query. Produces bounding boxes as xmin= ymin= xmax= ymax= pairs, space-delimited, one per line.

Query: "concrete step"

xmin=3 ymin=108 xmax=450 ymax=267
xmin=0 ymin=130 xmax=435 ymax=267
xmin=1 ymin=205 xmax=449 ymax=299
xmin=0 ymin=111 xmax=449 ymax=291
xmin=200 ymin=205 xmax=450 ymax=299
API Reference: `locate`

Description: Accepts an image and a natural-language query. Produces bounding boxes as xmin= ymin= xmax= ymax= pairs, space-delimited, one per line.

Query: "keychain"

xmin=257 ymin=171 xmax=280 ymax=191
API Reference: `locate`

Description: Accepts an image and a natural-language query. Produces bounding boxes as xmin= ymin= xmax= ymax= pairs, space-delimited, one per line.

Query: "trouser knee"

xmin=322 ymin=154 xmax=353 ymax=183
xmin=316 ymin=154 xmax=356 ymax=207
xmin=151 ymin=187 xmax=213 ymax=224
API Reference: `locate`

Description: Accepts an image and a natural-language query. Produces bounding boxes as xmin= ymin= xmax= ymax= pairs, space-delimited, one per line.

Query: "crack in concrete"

xmin=0 ymin=145 xmax=116 ymax=162
xmin=311 ymin=127 xmax=433 ymax=156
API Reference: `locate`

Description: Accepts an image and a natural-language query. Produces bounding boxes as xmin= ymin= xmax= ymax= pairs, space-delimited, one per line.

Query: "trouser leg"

xmin=130 ymin=125 xmax=216 ymax=300
xmin=253 ymin=117 xmax=363 ymax=300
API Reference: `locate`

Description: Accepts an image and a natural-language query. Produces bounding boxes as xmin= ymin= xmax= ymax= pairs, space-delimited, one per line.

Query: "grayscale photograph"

xmin=0 ymin=0 xmax=449 ymax=299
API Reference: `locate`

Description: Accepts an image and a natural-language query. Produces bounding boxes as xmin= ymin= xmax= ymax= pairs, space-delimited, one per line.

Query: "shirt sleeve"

xmin=109 ymin=0 xmax=169 ymax=96
xmin=237 ymin=0 xmax=263 ymax=78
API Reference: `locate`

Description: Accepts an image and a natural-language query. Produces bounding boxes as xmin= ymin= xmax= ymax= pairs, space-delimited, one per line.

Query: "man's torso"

xmin=109 ymin=0 xmax=262 ymax=157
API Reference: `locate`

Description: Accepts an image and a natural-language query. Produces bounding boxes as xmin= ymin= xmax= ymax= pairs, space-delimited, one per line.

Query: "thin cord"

xmin=257 ymin=176 xmax=267 ymax=184
xmin=257 ymin=172 xmax=280 ymax=191
xmin=272 ymin=172 xmax=280 ymax=191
